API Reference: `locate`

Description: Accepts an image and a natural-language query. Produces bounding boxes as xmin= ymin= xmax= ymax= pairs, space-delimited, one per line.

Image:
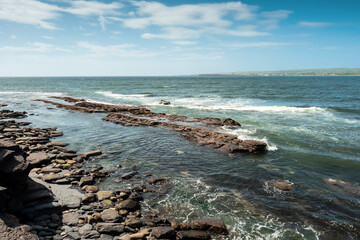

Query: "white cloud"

xmin=77 ymin=41 xmax=159 ymax=57
xmin=41 ymin=35 xmax=54 ymax=40
xmin=10 ymin=35 xmax=17 ymax=40
xmin=0 ymin=0 xmax=61 ymax=29
xmin=0 ymin=0 xmax=122 ymax=29
xmin=224 ymin=41 xmax=294 ymax=48
xmin=260 ymin=10 xmax=293 ymax=29
xmin=98 ymin=15 xmax=107 ymax=31
xmin=172 ymin=41 xmax=197 ymax=46
xmin=113 ymin=1 xmax=271 ymax=40
xmin=298 ymin=21 xmax=332 ymax=27
xmin=0 ymin=42 xmax=72 ymax=52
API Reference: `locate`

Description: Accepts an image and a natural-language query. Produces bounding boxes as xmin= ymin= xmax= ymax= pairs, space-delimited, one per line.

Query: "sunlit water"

xmin=1 ymin=76 xmax=359 ymax=239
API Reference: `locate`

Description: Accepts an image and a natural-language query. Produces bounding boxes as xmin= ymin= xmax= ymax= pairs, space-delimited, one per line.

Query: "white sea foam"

xmin=96 ymin=91 xmax=149 ymax=99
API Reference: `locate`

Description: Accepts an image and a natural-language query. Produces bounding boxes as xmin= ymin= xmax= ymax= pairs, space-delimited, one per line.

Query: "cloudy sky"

xmin=0 ymin=0 xmax=359 ymax=76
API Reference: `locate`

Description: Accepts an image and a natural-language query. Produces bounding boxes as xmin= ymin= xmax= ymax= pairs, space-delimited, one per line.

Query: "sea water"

xmin=0 ymin=76 xmax=359 ymax=239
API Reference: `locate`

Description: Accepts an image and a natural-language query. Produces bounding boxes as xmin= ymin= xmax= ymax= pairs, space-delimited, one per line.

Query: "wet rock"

xmin=62 ymin=212 xmax=80 ymax=226
xmin=116 ymin=199 xmax=140 ymax=211
xmin=101 ymin=208 xmax=120 ymax=222
xmin=147 ymin=176 xmax=168 ymax=185
xmin=78 ymin=175 xmax=94 ymax=187
xmin=151 ymin=226 xmax=175 ymax=239
xmin=80 ymin=150 xmax=102 ymax=159
xmin=191 ymin=219 xmax=228 ymax=235
xmin=121 ymin=171 xmax=138 ymax=179
xmin=86 ymin=185 xmax=99 ymax=193
xmin=177 ymin=230 xmax=210 ymax=240
xmin=125 ymin=218 xmax=143 ymax=229
xmin=82 ymin=193 xmax=97 ymax=203
xmin=96 ymin=223 xmax=125 ymax=234
xmin=159 ymin=100 xmax=171 ymax=105
xmin=47 ymin=142 xmax=69 ymax=147
xmin=324 ymin=178 xmax=360 ymax=197
xmin=97 ymin=190 xmax=114 ymax=201
xmin=57 ymin=152 xmax=77 ymax=159
xmin=271 ymin=180 xmax=294 ymax=191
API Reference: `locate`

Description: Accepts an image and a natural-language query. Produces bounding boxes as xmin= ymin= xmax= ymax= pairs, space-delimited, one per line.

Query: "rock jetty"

xmin=35 ymin=96 xmax=267 ymax=154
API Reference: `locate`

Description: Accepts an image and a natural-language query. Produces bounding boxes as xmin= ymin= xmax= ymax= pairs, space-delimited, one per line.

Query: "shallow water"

xmin=1 ymin=76 xmax=359 ymax=239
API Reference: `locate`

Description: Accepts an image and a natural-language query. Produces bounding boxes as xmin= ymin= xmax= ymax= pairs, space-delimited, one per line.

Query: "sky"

xmin=0 ymin=0 xmax=359 ymax=76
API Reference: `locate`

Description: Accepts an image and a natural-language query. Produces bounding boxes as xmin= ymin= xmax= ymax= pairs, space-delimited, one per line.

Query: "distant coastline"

xmin=197 ymin=68 xmax=360 ymax=76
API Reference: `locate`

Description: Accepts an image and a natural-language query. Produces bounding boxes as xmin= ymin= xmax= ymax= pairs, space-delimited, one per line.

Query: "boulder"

xmin=86 ymin=185 xmax=99 ymax=193
xmin=78 ymin=175 xmax=94 ymax=187
xmin=271 ymin=180 xmax=294 ymax=191
xmin=62 ymin=212 xmax=80 ymax=226
xmin=177 ymin=230 xmax=210 ymax=240
xmin=191 ymin=218 xmax=228 ymax=235
xmin=101 ymin=208 xmax=120 ymax=222
xmin=159 ymin=100 xmax=171 ymax=105
xmin=116 ymin=199 xmax=140 ymax=211
xmin=152 ymin=226 xmax=175 ymax=239
xmin=97 ymin=190 xmax=114 ymax=201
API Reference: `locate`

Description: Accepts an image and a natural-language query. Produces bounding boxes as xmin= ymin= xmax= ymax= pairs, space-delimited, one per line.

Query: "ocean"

xmin=0 ymin=76 xmax=359 ymax=239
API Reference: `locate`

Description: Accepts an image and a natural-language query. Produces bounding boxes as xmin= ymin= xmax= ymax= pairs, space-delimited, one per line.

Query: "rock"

xmin=57 ymin=152 xmax=77 ymax=159
xmin=27 ymin=151 xmax=49 ymax=166
xmin=97 ymin=190 xmax=114 ymax=201
xmin=62 ymin=212 xmax=80 ymax=226
xmin=83 ymin=230 xmax=100 ymax=239
xmin=324 ymin=178 xmax=360 ymax=197
xmin=42 ymin=172 xmax=64 ymax=182
xmin=100 ymin=234 xmax=114 ymax=240
xmin=86 ymin=185 xmax=99 ymax=193
xmin=116 ymin=199 xmax=140 ymax=211
xmin=129 ymin=228 xmax=150 ymax=239
xmin=152 ymin=226 xmax=175 ymax=239
xmin=80 ymin=150 xmax=102 ymax=159
xmin=147 ymin=176 xmax=168 ymax=185
xmin=48 ymin=141 xmax=69 ymax=147
xmin=177 ymin=230 xmax=210 ymax=240
xmin=82 ymin=193 xmax=97 ymax=203
xmin=96 ymin=223 xmax=125 ymax=234
xmin=49 ymin=183 xmax=83 ymax=208
xmin=221 ymin=118 xmax=241 ymax=127
xmin=67 ymin=231 xmax=81 ymax=239
xmin=271 ymin=180 xmax=294 ymax=191
xmin=79 ymin=223 xmax=93 ymax=235
xmin=78 ymin=175 xmax=94 ymax=187
xmin=191 ymin=219 xmax=228 ymax=235
xmin=0 ymin=139 xmax=18 ymax=149
xmin=125 ymin=218 xmax=143 ymax=228
xmin=101 ymin=208 xmax=120 ymax=222
xmin=121 ymin=171 xmax=138 ymax=179
xmin=159 ymin=100 xmax=171 ymax=105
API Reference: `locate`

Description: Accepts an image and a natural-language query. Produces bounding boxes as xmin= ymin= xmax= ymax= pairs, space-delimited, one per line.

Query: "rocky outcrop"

xmin=35 ymin=96 xmax=267 ymax=154
xmin=159 ymin=100 xmax=171 ymax=105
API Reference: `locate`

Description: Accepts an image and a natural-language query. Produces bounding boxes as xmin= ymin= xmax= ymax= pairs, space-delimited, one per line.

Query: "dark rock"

xmin=78 ymin=175 xmax=94 ymax=187
xmin=191 ymin=219 xmax=228 ymax=235
xmin=57 ymin=152 xmax=77 ymax=159
xmin=80 ymin=150 xmax=102 ymax=159
xmin=82 ymin=193 xmax=97 ymax=203
xmin=83 ymin=230 xmax=100 ymax=238
xmin=121 ymin=171 xmax=138 ymax=179
xmin=116 ymin=199 xmax=140 ymax=211
xmin=147 ymin=176 xmax=168 ymax=185
xmin=152 ymin=226 xmax=175 ymax=239
xmin=159 ymin=100 xmax=171 ymax=105
xmin=271 ymin=180 xmax=294 ymax=191
xmin=124 ymin=218 xmax=143 ymax=228
xmin=177 ymin=230 xmax=210 ymax=240
xmin=96 ymin=223 xmax=125 ymax=234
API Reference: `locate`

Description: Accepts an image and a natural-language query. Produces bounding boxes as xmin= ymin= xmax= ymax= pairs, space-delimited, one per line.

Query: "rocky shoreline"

xmin=35 ymin=96 xmax=267 ymax=154
xmin=0 ymin=108 xmax=229 ymax=240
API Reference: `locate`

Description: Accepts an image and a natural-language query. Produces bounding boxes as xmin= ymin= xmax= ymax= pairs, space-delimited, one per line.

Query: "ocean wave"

xmin=96 ymin=91 xmax=150 ymax=99
xmin=176 ymin=104 xmax=326 ymax=113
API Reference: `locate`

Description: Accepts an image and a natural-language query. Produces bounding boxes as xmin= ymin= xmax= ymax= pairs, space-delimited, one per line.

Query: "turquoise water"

xmin=1 ymin=76 xmax=359 ymax=239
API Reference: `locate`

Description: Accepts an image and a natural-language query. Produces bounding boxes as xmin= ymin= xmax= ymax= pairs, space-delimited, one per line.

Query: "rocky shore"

xmin=0 ymin=108 xmax=229 ymax=239
xmin=35 ymin=96 xmax=267 ymax=154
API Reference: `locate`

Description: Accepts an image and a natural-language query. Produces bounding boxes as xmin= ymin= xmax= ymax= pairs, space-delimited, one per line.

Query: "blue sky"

xmin=0 ymin=0 xmax=359 ymax=76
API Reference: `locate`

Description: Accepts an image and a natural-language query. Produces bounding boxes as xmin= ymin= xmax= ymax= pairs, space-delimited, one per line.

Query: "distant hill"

xmin=198 ymin=68 xmax=360 ymax=76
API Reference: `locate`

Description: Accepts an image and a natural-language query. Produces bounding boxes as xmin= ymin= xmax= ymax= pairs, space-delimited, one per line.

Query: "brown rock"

xmin=177 ymin=230 xmax=211 ymax=240
xmin=152 ymin=226 xmax=175 ymax=239
xmin=191 ymin=218 xmax=228 ymax=235
xmin=116 ymin=199 xmax=140 ymax=211
xmin=86 ymin=185 xmax=99 ymax=193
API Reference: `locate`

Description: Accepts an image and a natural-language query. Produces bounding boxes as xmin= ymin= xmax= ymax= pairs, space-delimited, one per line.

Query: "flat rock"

xmin=86 ymin=185 xmax=99 ymax=193
xmin=78 ymin=175 xmax=94 ymax=187
xmin=50 ymin=183 xmax=83 ymax=208
xmin=96 ymin=223 xmax=125 ymax=234
xmin=27 ymin=151 xmax=49 ymax=166
xmin=101 ymin=208 xmax=120 ymax=222
xmin=191 ymin=218 xmax=228 ymax=235
xmin=97 ymin=190 xmax=114 ymax=201
xmin=62 ymin=212 xmax=80 ymax=226
xmin=152 ymin=226 xmax=175 ymax=239
xmin=81 ymin=150 xmax=102 ymax=159
xmin=177 ymin=230 xmax=210 ymax=240
xmin=79 ymin=223 xmax=93 ymax=235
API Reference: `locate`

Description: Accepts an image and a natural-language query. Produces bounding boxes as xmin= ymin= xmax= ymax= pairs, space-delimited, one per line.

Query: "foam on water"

xmin=96 ymin=91 xmax=150 ymax=99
